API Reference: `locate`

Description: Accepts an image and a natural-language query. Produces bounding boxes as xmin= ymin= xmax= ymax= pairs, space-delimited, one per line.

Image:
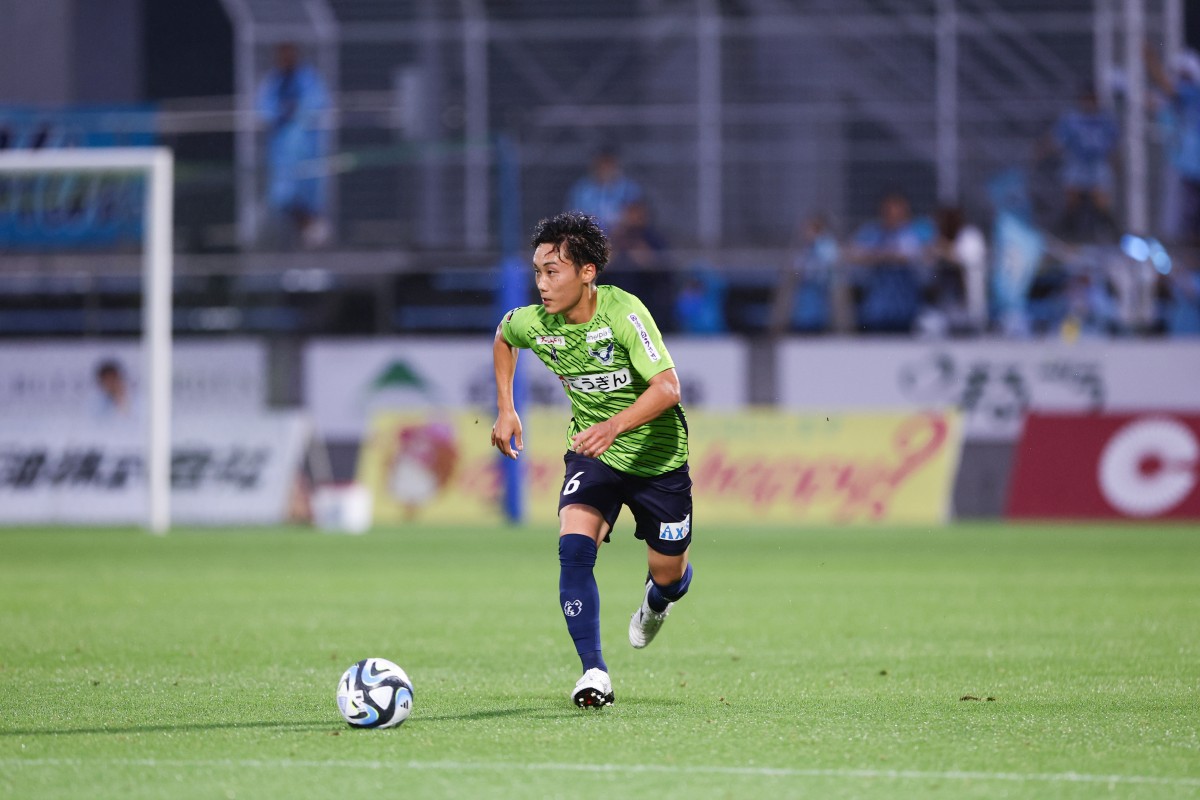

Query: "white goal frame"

xmin=0 ymin=148 xmax=174 ymax=534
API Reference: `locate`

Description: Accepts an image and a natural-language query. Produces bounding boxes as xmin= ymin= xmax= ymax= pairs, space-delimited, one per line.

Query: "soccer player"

xmin=491 ymin=211 xmax=694 ymax=708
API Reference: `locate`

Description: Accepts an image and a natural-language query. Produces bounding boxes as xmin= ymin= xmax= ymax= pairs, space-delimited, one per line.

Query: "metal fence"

xmin=217 ymin=0 xmax=1179 ymax=253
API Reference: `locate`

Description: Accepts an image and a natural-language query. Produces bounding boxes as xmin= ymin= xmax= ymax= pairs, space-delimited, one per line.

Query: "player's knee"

xmin=649 ymin=561 xmax=684 ymax=585
xmin=559 ymin=532 xmax=598 ymax=567
xmin=558 ymin=504 xmax=607 ymax=540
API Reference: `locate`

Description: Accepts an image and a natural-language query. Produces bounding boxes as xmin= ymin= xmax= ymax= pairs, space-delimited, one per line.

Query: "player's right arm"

xmin=491 ymin=322 xmax=524 ymax=460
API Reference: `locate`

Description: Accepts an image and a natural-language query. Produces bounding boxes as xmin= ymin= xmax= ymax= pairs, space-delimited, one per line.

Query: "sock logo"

xmin=563 ymin=599 xmax=583 ymax=617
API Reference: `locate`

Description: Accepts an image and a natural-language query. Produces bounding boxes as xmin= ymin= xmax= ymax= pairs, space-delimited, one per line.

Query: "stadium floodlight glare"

xmin=0 ymin=147 xmax=174 ymax=534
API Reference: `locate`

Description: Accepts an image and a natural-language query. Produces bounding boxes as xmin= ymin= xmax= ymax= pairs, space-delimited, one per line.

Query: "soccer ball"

xmin=336 ymin=658 xmax=414 ymax=729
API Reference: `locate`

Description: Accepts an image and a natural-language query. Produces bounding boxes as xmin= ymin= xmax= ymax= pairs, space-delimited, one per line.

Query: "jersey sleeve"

xmin=499 ymin=305 xmax=537 ymax=349
xmin=615 ymin=295 xmax=674 ymax=380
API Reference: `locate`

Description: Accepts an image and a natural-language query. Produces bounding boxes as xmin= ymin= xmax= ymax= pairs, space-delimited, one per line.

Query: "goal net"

xmin=0 ymin=148 xmax=174 ymax=533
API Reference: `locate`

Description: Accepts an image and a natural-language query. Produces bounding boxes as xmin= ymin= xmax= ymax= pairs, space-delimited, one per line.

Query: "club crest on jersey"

xmin=588 ymin=341 xmax=616 ymax=366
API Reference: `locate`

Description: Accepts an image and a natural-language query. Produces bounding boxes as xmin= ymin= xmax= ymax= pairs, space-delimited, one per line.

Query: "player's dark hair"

xmin=530 ymin=212 xmax=610 ymax=274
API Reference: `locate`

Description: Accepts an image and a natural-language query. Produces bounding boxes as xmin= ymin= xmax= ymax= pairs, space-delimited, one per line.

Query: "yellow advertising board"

xmin=356 ymin=409 xmax=962 ymax=526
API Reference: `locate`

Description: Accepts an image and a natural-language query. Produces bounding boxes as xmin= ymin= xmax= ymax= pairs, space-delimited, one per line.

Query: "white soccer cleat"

xmin=571 ymin=668 xmax=615 ymax=708
xmin=628 ymin=581 xmax=672 ymax=649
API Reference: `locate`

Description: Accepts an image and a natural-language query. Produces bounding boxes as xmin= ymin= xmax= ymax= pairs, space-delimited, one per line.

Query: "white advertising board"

xmin=304 ymin=336 xmax=747 ymax=440
xmin=0 ymin=413 xmax=309 ymax=525
xmin=0 ymin=339 xmax=267 ymax=421
xmin=778 ymin=339 xmax=1200 ymax=441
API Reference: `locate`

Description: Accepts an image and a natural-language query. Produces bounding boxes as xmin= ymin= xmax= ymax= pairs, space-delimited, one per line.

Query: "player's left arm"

xmin=570 ymin=368 xmax=681 ymax=459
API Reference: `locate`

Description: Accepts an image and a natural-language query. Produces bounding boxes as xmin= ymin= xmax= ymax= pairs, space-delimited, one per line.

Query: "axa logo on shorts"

xmin=659 ymin=514 xmax=691 ymax=541
xmin=627 ymin=314 xmax=660 ymax=362
xmin=563 ymin=599 xmax=583 ymax=617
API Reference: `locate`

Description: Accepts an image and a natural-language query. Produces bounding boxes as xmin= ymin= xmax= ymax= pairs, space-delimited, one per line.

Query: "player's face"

xmin=533 ymin=243 xmax=596 ymax=318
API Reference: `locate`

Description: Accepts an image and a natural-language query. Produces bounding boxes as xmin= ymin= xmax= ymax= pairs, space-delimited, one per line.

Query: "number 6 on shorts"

xmin=562 ymin=471 xmax=585 ymax=496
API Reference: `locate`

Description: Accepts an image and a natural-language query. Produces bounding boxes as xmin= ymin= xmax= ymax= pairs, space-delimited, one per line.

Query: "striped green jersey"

xmin=500 ymin=284 xmax=688 ymax=477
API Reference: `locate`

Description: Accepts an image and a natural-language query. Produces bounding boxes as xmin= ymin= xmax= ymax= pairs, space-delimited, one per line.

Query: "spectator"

xmin=607 ymin=199 xmax=673 ymax=322
xmin=674 ymin=267 xmax=727 ymax=335
xmin=1162 ymin=265 xmax=1200 ymax=335
xmin=1049 ymin=85 xmax=1120 ymax=242
xmin=565 ymin=145 xmax=644 ymax=233
xmin=92 ymin=359 xmax=138 ymax=422
xmin=1147 ymin=47 xmax=1200 ymax=252
xmin=845 ymin=192 xmax=935 ymax=334
xmin=988 ymin=168 xmax=1046 ymax=336
xmin=769 ymin=213 xmax=838 ymax=334
xmin=257 ymin=42 xmax=331 ymax=249
xmin=920 ymin=206 xmax=989 ymax=335
xmin=1060 ymin=256 xmax=1127 ymax=339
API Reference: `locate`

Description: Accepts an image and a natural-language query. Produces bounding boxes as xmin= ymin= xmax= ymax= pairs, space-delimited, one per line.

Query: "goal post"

xmin=0 ymin=147 xmax=174 ymax=534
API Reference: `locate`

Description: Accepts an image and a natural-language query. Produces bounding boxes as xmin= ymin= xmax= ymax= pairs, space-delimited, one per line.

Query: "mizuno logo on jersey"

xmin=627 ymin=314 xmax=660 ymax=362
xmin=560 ymin=368 xmax=632 ymax=394
xmin=586 ymin=327 xmax=613 ymax=343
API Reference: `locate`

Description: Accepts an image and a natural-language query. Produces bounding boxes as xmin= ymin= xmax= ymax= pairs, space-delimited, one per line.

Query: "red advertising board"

xmin=1008 ymin=413 xmax=1200 ymax=519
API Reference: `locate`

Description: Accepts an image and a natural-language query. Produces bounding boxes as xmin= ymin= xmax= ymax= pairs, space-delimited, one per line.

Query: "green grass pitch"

xmin=2 ymin=522 xmax=1199 ymax=799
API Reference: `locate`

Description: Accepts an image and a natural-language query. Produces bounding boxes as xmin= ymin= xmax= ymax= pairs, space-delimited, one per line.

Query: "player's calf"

xmin=629 ymin=563 xmax=693 ymax=649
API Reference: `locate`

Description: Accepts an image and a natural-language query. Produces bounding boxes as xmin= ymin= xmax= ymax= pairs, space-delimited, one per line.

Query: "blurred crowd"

xmin=572 ymin=45 xmax=1200 ymax=340
xmin=5 ymin=39 xmax=1200 ymax=340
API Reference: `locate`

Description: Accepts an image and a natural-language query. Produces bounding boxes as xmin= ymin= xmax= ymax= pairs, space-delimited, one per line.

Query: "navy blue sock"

xmin=559 ymin=534 xmax=606 ymax=673
xmin=648 ymin=562 xmax=693 ymax=613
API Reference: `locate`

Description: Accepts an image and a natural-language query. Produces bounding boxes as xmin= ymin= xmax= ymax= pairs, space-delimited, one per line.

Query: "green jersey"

xmin=500 ymin=284 xmax=688 ymax=477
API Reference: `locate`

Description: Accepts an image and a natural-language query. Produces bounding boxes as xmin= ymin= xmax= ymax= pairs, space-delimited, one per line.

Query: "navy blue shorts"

xmin=557 ymin=451 xmax=693 ymax=556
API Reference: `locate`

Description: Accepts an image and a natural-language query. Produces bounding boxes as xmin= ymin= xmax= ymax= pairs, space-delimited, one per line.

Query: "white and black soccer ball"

xmin=336 ymin=658 xmax=414 ymax=729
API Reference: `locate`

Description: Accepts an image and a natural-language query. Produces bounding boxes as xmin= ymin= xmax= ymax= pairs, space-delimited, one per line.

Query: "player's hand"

xmin=571 ymin=420 xmax=618 ymax=459
xmin=491 ymin=410 xmax=524 ymax=459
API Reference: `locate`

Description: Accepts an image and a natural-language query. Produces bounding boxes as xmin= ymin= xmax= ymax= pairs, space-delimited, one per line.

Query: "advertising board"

xmin=356 ymin=410 xmax=962 ymax=526
xmin=0 ymin=339 xmax=267 ymax=420
xmin=778 ymin=340 xmax=1200 ymax=442
xmin=0 ymin=414 xmax=308 ymax=525
xmin=1008 ymin=413 xmax=1200 ymax=520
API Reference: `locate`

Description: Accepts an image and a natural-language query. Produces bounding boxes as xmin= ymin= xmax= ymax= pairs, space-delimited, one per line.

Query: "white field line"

xmin=2 ymin=758 xmax=1199 ymax=788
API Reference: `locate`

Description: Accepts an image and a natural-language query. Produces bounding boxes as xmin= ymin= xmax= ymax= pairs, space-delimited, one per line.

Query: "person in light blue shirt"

xmin=771 ymin=213 xmax=839 ymax=333
xmin=1159 ymin=266 xmax=1200 ymax=336
xmin=846 ymin=192 xmax=935 ymax=333
xmin=565 ymin=146 xmax=644 ymax=233
xmin=1052 ymin=86 xmax=1119 ymax=241
xmin=257 ymin=43 xmax=330 ymax=248
xmin=91 ymin=359 xmax=141 ymax=424
xmin=1149 ymin=48 xmax=1200 ymax=248
xmin=674 ymin=267 xmax=726 ymax=335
